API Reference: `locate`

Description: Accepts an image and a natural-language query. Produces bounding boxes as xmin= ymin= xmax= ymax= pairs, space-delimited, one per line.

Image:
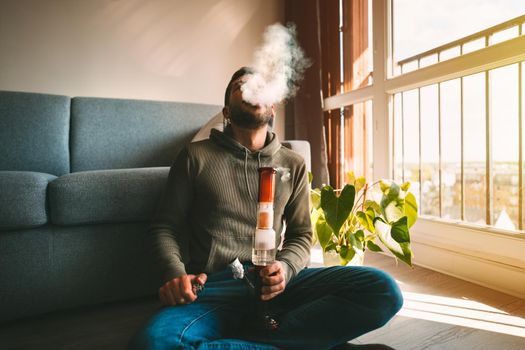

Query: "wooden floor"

xmin=0 ymin=295 xmax=160 ymax=350
xmin=354 ymin=253 xmax=525 ymax=350
xmin=1 ymin=253 xmax=524 ymax=349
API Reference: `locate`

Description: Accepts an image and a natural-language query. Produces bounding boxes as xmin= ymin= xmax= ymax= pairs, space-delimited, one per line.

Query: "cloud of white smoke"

xmin=241 ymin=23 xmax=311 ymax=106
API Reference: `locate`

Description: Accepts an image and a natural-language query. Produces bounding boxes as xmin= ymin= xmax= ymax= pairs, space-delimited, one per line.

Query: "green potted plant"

xmin=310 ymin=172 xmax=418 ymax=266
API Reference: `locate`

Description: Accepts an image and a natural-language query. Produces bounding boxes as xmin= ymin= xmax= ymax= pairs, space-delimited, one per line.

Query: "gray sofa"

xmin=0 ymin=90 xmax=310 ymax=324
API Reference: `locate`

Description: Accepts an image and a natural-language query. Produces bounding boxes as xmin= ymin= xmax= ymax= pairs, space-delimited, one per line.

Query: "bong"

xmin=253 ymin=167 xmax=279 ymax=331
xmin=229 ymin=167 xmax=280 ymax=331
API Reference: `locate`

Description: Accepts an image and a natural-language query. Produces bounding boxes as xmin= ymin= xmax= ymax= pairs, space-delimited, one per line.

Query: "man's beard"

xmin=229 ymin=104 xmax=273 ymax=130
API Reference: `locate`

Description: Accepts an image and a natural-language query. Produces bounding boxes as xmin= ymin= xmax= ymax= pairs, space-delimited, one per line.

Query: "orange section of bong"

xmin=252 ymin=167 xmax=277 ymax=267
xmin=256 ymin=167 xmax=276 ymax=228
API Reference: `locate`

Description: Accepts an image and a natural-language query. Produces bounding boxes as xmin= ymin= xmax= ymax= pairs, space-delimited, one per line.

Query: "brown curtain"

xmin=286 ymin=0 xmax=369 ymax=188
xmin=343 ymin=0 xmax=371 ymax=184
xmin=320 ymin=0 xmax=343 ymax=187
xmin=285 ymin=0 xmax=329 ymax=188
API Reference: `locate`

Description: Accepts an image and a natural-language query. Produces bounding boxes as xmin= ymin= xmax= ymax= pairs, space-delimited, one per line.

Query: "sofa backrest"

xmin=0 ymin=91 xmax=71 ymax=176
xmin=70 ymin=97 xmax=222 ymax=172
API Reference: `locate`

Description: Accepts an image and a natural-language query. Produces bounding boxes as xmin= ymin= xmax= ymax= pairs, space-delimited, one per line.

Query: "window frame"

xmin=322 ymin=0 xmax=525 ymax=298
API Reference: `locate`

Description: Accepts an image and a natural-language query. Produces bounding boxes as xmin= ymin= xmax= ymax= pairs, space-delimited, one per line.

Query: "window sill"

xmin=410 ymin=217 xmax=525 ymax=298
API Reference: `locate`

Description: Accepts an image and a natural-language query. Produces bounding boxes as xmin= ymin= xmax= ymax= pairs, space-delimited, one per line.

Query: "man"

xmin=128 ymin=67 xmax=402 ymax=350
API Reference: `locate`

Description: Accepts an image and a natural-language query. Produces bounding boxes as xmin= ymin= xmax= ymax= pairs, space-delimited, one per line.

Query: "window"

xmin=391 ymin=1 xmax=525 ymax=232
xmin=321 ymin=0 xmax=525 ymax=234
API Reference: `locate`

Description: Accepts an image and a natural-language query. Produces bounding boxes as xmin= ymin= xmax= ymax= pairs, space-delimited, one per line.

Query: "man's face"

xmin=226 ymin=75 xmax=273 ymax=130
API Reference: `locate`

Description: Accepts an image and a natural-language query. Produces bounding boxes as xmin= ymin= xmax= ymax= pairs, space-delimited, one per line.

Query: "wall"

xmin=0 ymin=0 xmax=286 ymax=136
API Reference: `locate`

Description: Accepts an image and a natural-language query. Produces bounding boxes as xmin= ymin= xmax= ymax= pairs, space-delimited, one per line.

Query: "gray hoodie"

xmin=150 ymin=126 xmax=312 ymax=285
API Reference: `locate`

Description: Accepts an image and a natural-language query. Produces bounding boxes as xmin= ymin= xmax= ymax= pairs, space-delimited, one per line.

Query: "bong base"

xmin=249 ymin=266 xmax=280 ymax=332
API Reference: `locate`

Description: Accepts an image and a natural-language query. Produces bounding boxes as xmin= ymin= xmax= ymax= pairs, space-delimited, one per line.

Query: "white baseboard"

xmin=410 ymin=218 xmax=525 ymax=299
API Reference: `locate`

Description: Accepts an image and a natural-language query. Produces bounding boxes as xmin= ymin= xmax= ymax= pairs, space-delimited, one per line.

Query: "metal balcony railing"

xmin=397 ymin=14 xmax=525 ymax=73
xmin=392 ymin=14 xmax=525 ymax=231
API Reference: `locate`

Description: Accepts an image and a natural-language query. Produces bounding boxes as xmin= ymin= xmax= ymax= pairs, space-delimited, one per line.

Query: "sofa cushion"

xmin=70 ymin=97 xmax=221 ymax=172
xmin=49 ymin=167 xmax=170 ymax=226
xmin=0 ymin=171 xmax=57 ymax=230
xmin=0 ymin=91 xmax=71 ymax=176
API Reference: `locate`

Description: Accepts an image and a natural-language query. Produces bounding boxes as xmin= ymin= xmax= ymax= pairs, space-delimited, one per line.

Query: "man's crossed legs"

xmin=128 ymin=265 xmax=403 ymax=350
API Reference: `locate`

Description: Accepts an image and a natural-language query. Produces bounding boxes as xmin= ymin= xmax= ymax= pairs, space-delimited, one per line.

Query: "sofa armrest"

xmin=0 ymin=171 xmax=57 ymax=230
xmin=281 ymin=140 xmax=311 ymax=172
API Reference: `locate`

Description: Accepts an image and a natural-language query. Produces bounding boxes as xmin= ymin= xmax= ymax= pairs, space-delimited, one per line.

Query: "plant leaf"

xmin=380 ymin=181 xmax=401 ymax=208
xmin=380 ymin=181 xmax=402 ymax=224
xmin=355 ymin=229 xmax=365 ymax=242
xmin=347 ymin=171 xmax=356 ymax=185
xmin=347 ymin=230 xmax=363 ymax=251
xmin=379 ymin=180 xmax=390 ymax=193
xmin=357 ymin=211 xmax=375 ymax=232
xmin=366 ymin=208 xmax=376 ymax=232
xmin=311 ymin=188 xmax=321 ymax=209
xmin=404 ymin=192 xmax=418 ymax=228
xmin=364 ymin=200 xmax=382 ymax=214
xmin=310 ymin=208 xmax=321 ymax=245
xmin=384 ymin=201 xmax=404 ymax=224
xmin=367 ymin=240 xmax=383 ymax=252
xmin=390 ymin=216 xmax=410 ymax=244
xmin=325 ymin=241 xmax=337 ymax=253
xmin=311 ymin=207 xmax=321 ymax=224
xmin=308 ymin=171 xmax=313 ymax=184
xmin=400 ymin=181 xmax=411 ymax=191
xmin=321 ymin=184 xmax=355 ymax=236
xmin=315 ymin=216 xmax=333 ymax=251
xmin=375 ymin=217 xmax=412 ymax=266
xmin=355 ymin=176 xmax=366 ymax=193
xmin=340 ymin=245 xmax=356 ymax=264
xmin=390 ymin=217 xmax=413 ymax=266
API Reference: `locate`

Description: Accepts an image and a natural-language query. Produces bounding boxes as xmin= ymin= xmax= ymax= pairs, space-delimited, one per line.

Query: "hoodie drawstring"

xmin=244 ymin=149 xmax=254 ymax=201
xmin=244 ymin=151 xmax=263 ymax=202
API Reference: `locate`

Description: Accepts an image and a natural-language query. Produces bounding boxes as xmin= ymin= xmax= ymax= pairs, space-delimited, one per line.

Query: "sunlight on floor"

xmin=398 ymin=291 xmax=525 ymax=338
xmin=309 ymin=248 xmax=525 ymax=338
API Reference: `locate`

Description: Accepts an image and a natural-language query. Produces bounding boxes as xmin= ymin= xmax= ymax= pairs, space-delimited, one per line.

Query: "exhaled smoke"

xmin=241 ymin=23 xmax=311 ymax=106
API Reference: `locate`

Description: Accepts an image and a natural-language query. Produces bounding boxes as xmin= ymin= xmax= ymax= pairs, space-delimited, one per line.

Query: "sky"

xmin=393 ymin=0 xmax=525 ymax=163
xmin=393 ymin=0 xmax=525 ymax=62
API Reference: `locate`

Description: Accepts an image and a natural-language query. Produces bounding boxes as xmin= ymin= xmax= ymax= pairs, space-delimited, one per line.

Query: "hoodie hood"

xmin=209 ymin=126 xmax=281 ymax=201
xmin=209 ymin=126 xmax=281 ymax=158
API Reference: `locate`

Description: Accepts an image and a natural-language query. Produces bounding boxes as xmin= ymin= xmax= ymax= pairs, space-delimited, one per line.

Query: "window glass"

xmin=402 ymin=89 xmax=420 ymax=207
xmin=343 ymin=100 xmax=374 ymax=182
xmin=420 ymin=85 xmax=440 ymax=216
xmin=440 ymin=79 xmax=462 ymax=220
xmin=491 ymin=64 xmax=519 ymax=230
xmin=393 ymin=0 xmax=525 ymax=62
xmin=393 ymin=93 xmax=404 ymax=184
xmin=463 ymin=73 xmax=486 ymax=225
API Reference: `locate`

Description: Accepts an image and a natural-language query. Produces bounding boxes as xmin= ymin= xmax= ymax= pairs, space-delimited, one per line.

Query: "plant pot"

xmin=322 ymin=250 xmax=364 ymax=267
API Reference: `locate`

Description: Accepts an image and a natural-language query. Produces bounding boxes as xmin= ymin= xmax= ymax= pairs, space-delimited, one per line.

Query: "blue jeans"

xmin=128 ymin=265 xmax=403 ymax=350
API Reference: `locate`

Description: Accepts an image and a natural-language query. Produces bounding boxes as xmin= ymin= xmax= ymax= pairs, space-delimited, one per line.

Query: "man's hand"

xmin=159 ymin=273 xmax=207 ymax=306
xmin=259 ymin=261 xmax=287 ymax=301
